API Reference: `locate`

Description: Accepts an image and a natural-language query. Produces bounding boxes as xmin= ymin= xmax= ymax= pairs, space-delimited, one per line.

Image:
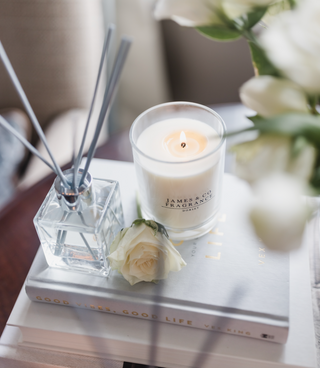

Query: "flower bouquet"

xmin=155 ymin=0 xmax=320 ymax=251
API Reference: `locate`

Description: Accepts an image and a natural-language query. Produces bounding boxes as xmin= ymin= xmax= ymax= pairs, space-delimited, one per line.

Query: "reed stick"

xmin=71 ymin=113 xmax=78 ymax=189
xmin=0 ymin=41 xmax=69 ymax=188
xmin=80 ymin=37 xmax=132 ymax=186
xmin=71 ymin=114 xmax=77 ymax=168
xmin=73 ymin=24 xmax=115 ymax=189
xmin=0 ymin=115 xmax=57 ymax=174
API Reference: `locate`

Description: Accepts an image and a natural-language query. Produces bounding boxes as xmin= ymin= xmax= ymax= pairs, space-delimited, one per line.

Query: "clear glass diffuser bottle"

xmin=34 ymin=169 xmax=125 ymax=276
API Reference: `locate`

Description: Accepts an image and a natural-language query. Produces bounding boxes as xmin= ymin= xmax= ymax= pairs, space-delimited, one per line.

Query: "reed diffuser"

xmin=0 ymin=26 xmax=132 ymax=276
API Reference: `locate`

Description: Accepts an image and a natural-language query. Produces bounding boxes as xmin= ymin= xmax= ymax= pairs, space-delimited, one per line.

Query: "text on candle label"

xmin=163 ymin=190 xmax=213 ymax=211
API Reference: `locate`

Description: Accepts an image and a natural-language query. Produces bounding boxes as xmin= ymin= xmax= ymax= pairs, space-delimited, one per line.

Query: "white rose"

xmin=108 ymin=219 xmax=186 ymax=285
xmin=260 ymin=0 xmax=320 ymax=94
xmin=250 ymin=174 xmax=311 ymax=251
xmin=223 ymin=0 xmax=278 ymax=20
xmin=262 ymin=0 xmax=292 ymax=25
xmin=154 ymin=0 xmax=275 ymax=27
xmin=154 ymin=0 xmax=222 ymax=27
xmin=232 ymin=135 xmax=316 ymax=183
xmin=240 ymin=76 xmax=308 ymax=118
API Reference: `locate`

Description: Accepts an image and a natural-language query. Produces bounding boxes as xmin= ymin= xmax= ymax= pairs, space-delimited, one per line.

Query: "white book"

xmin=24 ymin=159 xmax=289 ymax=344
xmin=5 ymin=159 xmax=317 ymax=368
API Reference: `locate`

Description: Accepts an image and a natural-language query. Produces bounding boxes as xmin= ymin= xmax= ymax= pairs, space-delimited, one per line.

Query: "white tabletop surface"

xmin=0 ymin=158 xmax=317 ymax=368
xmin=0 ymin=104 xmax=318 ymax=367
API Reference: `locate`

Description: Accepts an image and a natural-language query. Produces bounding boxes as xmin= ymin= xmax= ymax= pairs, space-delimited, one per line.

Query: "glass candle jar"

xmin=130 ymin=102 xmax=226 ymax=241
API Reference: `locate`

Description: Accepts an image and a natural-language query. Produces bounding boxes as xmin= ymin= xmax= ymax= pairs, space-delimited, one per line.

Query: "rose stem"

xmin=0 ymin=41 xmax=69 ymax=188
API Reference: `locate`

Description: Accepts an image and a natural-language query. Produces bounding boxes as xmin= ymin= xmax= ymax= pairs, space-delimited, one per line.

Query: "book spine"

xmin=25 ymin=284 xmax=288 ymax=344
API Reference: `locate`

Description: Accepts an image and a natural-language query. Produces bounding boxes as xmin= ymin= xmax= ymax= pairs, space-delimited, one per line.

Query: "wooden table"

xmin=0 ymin=129 xmax=133 ymax=337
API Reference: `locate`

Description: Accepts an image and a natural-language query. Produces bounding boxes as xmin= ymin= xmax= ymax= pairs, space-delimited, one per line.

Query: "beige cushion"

xmin=18 ymin=108 xmax=107 ymax=189
xmin=0 ymin=0 xmax=105 ymax=132
xmin=114 ymin=0 xmax=170 ymax=132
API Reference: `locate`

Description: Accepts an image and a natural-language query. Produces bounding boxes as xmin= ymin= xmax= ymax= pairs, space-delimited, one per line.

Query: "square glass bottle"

xmin=34 ymin=168 xmax=125 ymax=276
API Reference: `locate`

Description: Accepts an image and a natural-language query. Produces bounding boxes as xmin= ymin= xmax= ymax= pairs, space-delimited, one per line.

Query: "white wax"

xmin=135 ymin=118 xmax=224 ymax=230
xmin=138 ymin=118 xmax=219 ymax=162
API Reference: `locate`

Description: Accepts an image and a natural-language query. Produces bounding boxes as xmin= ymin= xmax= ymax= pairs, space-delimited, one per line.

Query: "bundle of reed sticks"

xmin=0 ymin=24 xmax=131 ymax=192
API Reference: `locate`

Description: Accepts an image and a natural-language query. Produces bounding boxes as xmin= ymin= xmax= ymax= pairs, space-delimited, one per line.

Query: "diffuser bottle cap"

xmin=54 ymin=168 xmax=94 ymax=212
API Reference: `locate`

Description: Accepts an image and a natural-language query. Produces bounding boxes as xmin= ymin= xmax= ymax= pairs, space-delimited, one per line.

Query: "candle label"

xmin=163 ymin=190 xmax=213 ymax=212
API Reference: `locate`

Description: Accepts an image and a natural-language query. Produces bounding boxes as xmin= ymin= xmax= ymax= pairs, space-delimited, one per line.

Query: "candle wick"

xmin=181 ymin=142 xmax=186 ymax=148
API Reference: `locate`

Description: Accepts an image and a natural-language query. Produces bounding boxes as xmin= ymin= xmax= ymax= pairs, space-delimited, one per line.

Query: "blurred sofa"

xmin=0 ymin=0 xmax=170 ymax=195
xmin=0 ymin=0 xmax=253 ymax=208
xmin=0 ymin=0 xmax=107 ymax=190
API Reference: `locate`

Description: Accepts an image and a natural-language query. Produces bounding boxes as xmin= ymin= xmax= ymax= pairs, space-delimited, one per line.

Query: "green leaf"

xmin=310 ymin=165 xmax=320 ymax=190
xmin=288 ymin=0 xmax=297 ymax=8
xmin=246 ymin=113 xmax=260 ymax=125
xmin=247 ymin=113 xmax=320 ymax=144
xmin=291 ymin=136 xmax=309 ymax=158
xmin=132 ymin=218 xmax=147 ymax=227
xmin=246 ymin=7 xmax=268 ymax=28
xmin=197 ymin=25 xmax=241 ymax=41
xmin=145 ymin=220 xmax=159 ymax=235
xmin=248 ymin=41 xmax=279 ymax=76
xmin=156 ymin=222 xmax=169 ymax=239
xmin=131 ymin=219 xmax=169 ymax=238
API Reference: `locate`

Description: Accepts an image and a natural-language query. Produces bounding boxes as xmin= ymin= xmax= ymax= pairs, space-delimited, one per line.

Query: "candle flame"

xmin=180 ymin=131 xmax=187 ymax=148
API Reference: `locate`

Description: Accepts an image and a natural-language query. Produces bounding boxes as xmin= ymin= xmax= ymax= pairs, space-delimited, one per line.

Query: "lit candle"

xmin=138 ymin=118 xmax=218 ymax=161
xmin=164 ymin=129 xmax=207 ymax=158
xmin=130 ymin=103 xmax=226 ymax=240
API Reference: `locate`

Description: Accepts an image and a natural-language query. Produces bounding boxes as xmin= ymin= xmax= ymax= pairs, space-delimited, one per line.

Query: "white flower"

xmin=154 ymin=0 xmax=275 ymax=27
xmin=154 ymin=0 xmax=222 ymax=26
xmin=262 ymin=0 xmax=292 ymax=25
xmin=108 ymin=219 xmax=186 ymax=285
xmin=223 ymin=0 xmax=278 ymax=20
xmin=232 ymin=135 xmax=316 ymax=183
xmin=250 ymin=174 xmax=311 ymax=251
xmin=260 ymin=0 xmax=320 ymax=94
xmin=240 ymin=76 xmax=308 ymax=118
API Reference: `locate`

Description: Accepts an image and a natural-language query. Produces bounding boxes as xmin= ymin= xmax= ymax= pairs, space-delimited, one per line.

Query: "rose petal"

xmin=240 ymin=76 xmax=308 ymax=118
xmin=260 ymin=0 xmax=320 ymax=93
xmin=250 ymin=174 xmax=311 ymax=251
xmin=154 ymin=0 xmax=221 ymax=26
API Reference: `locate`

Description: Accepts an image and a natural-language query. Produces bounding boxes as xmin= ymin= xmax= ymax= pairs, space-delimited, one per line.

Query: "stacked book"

xmin=25 ymin=159 xmax=290 ymax=343
xmin=4 ymin=159 xmax=316 ymax=368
